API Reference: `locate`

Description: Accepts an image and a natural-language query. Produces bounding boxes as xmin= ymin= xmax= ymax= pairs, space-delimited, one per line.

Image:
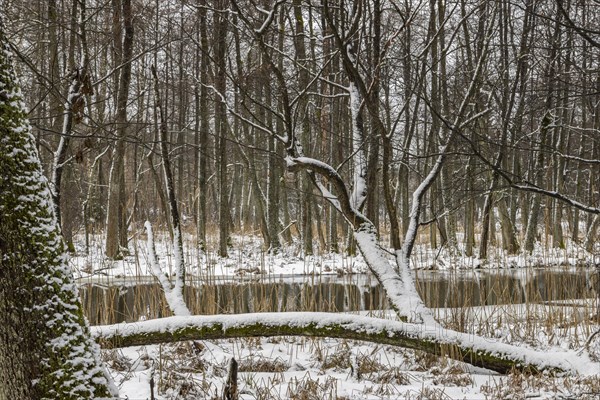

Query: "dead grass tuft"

xmin=238 ymin=355 xmax=288 ymax=373
xmin=286 ymin=374 xmax=338 ymax=400
xmin=430 ymin=365 xmax=473 ymax=387
xmin=102 ymin=349 xmax=131 ymax=371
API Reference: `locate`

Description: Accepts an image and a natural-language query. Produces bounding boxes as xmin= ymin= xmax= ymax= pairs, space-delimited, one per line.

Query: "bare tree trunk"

xmin=197 ymin=0 xmax=210 ymax=251
xmin=524 ymin=10 xmax=563 ymax=252
xmin=436 ymin=0 xmax=458 ymax=253
xmin=571 ymin=117 xmax=586 ymax=243
xmin=464 ymin=154 xmax=476 ymax=256
xmin=440 ymin=167 xmax=458 ymax=252
xmin=584 ymin=215 xmax=599 ymax=253
xmin=552 ymin=28 xmax=573 ymax=249
xmin=267 ymin=140 xmax=281 ymax=252
xmin=106 ymin=0 xmax=133 ymax=259
xmin=498 ymin=194 xmax=519 ymax=253
xmin=524 ymin=115 xmax=551 ymax=252
xmin=267 ymin=13 xmax=285 ymax=253
xmin=0 ymin=33 xmax=116 ymax=397
xmin=47 ymin=0 xmax=62 ymax=133
xmin=292 ymin=0 xmax=314 ymax=256
xmin=146 ymin=121 xmax=173 ymax=237
xmin=479 ymin=179 xmax=494 ymax=259
xmin=52 ymin=71 xmax=83 ymax=239
xmin=151 ymin=64 xmax=187 ymax=300
xmin=382 ymin=134 xmax=401 ymax=250
xmin=215 ymin=0 xmax=230 ymax=257
xmin=222 ymin=358 xmax=238 ymax=400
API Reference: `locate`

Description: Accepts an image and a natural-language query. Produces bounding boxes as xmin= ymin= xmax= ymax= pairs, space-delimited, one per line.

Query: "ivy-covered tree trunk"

xmin=0 ymin=29 xmax=116 ymax=399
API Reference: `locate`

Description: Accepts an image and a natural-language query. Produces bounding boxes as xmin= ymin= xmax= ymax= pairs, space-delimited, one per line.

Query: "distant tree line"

xmin=3 ymin=0 xmax=599 ymax=259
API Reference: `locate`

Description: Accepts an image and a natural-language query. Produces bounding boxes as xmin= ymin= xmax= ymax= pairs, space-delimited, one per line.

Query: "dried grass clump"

xmin=102 ymin=349 xmax=131 ymax=372
xmin=160 ymin=342 xmax=207 ymax=373
xmin=375 ymin=366 xmax=411 ymax=385
xmin=479 ymin=372 xmax=555 ymax=400
xmin=406 ymin=386 xmax=448 ymax=400
xmin=155 ymin=343 xmax=221 ymax=399
xmin=159 ymin=371 xmax=218 ymax=400
xmin=430 ymin=365 xmax=473 ymax=387
xmin=286 ymin=374 xmax=339 ymax=400
xmin=584 ymin=328 xmax=600 ymax=362
xmin=354 ymin=351 xmax=386 ymax=377
xmin=319 ymin=341 xmax=352 ymax=371
xmin=238 ymin=355 xmax=288 ymax=373
xmin=413 ymin=351 xmax=442 ymax=371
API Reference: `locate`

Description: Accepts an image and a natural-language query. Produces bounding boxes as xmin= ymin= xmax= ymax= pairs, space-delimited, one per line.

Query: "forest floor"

xmin=71 ymin=229 xmax=600 ymax=399
xmin=71 ymin=228 xmax=598 ymax=282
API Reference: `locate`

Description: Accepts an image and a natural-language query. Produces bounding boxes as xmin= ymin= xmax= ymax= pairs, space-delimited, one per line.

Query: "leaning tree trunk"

xmin=93 ymin=312 xmax=598 ymax=376
xmin=150 ymin=65 xmax=189 ymax=316
xmin=0 ymin=30 xmax=116 ymax=399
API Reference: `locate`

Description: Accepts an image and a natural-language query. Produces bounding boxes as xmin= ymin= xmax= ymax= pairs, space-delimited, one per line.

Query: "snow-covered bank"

xmin=69 ymin=232 xmax=598 ymax=281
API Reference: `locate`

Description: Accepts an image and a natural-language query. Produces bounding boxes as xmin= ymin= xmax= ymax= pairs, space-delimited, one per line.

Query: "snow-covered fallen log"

xmin=92 ymin=312 xmax=598 ymax=376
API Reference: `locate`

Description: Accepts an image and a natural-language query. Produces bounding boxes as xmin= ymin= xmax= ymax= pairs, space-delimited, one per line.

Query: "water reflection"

xmin=415 ymin=268 xmax=597 ymax=308
xmin=80 ymin=268 xmax=598 ymax=325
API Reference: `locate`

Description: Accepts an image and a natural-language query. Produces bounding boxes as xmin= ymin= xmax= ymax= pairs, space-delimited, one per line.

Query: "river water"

xmin=79 ymin=268 xmax=599 ymax=325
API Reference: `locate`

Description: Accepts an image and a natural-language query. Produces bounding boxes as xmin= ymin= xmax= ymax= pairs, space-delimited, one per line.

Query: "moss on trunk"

xmin=94 ymin=314 xmax=569 ymax=375
xmin=0 ymin=27 xmax=115 ymax=399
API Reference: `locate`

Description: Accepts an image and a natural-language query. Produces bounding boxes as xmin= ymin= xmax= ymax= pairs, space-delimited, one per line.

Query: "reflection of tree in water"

xmin=80 ymin=271 xmax=598 ymax=325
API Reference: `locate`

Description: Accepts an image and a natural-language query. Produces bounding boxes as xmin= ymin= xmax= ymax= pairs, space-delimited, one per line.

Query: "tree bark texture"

xmin=92 ymin=313 xmax=596 ymax=376
xmin=105 ymin=0 xmax=134 ymax=259
xmin=0 ymin=30 xmax=115 ymax=399
xmin=215 ymin=0 xmax=230 ymax=257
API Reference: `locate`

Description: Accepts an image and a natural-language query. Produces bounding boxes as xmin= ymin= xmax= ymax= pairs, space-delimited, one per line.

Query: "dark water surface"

xmin=80 ymin=268 xmax=599 ymax=325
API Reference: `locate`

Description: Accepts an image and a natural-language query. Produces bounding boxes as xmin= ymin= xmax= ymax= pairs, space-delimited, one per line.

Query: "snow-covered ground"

xmin=71 ymin=231 xmax=368 ymax=282
xmin=102 ymin=305 xmax=600 ymax=399
xmin=106 ymin=337 xmax=599 ymax=400
xmin=70 ymin=230 xmax=598 ymax=282
xmin=70 ymin=230 xmax=599 ymax=399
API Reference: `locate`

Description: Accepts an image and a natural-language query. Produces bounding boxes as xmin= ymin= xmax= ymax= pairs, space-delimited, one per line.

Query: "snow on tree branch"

xmin=92 ymin=312 xmax=600 ymax=376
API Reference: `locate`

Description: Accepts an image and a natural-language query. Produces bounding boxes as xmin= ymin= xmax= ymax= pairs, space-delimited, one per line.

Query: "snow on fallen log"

xmin=91 ymin=312 xmax=598 ymax=376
